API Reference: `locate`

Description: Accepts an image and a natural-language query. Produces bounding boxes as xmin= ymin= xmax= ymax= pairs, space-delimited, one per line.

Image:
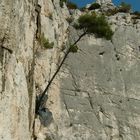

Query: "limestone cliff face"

xmin=1 ymin=0 xmax=140 ymax=140
xmin=45 ymin=3 xmax=140 ymax=140
xmin=0 ymin=0 xmax=69 ymax=140
xmin=54 ymin=26 xmax=140 ymax=140
xmin=0 ymin=0 xmax=37 ymax=139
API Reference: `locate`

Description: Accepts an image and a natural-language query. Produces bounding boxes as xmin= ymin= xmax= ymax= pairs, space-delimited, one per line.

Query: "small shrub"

xmin=105 ymin=2 xmax=131 ymax=15
xmin=67 ymin=1 xmax=77 ymax=9
xmin=41 ymin=34 xmax=54 ymax=49
xmin=69 ymin=44 xmax=78 ymax=53
xmin=88 ymin=3 xmax=101 ymax=10
xmin=118 ymin=2 xmax=131 ymax=13
xmin=74 ymin=14 xmax=113 ymax=40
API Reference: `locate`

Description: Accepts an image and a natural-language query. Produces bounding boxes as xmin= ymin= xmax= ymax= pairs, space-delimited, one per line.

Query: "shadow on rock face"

xmin=38 ymin=107 xmax=53 ymax=127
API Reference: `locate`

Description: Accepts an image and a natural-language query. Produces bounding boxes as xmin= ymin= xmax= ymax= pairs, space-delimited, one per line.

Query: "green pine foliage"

xmin=69 ymin=44 xmax=78 ymax=53
xmin=74 ymin=13 xmax=113 ymax=40
xmin=41 ymin=35 xmax=54 ymax=49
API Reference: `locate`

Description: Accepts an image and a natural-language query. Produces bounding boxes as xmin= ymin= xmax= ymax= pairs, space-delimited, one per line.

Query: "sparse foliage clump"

xmin=105 ymin=2 xmax=131 ymax=16
xmin=69 ymin=44 xmax=78 ymax=53
xmin=74 ymin=13 xmax=113 ymax=40
xmin=118 ymin=2 xmax=131 ymax=13
xmin=40 ymin=34 xmax=54 ymax=49
xmin=88 ymin=3 xmax=101 ymax=10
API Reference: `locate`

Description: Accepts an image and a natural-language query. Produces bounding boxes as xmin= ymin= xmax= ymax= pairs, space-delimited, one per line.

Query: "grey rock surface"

xmin=46 ymin=26 xmax=140 ymax=140
xmin=0 ymin=0 xmax=69 ymax=139
xmin=1 ymin=0 xmax=140 ymax=140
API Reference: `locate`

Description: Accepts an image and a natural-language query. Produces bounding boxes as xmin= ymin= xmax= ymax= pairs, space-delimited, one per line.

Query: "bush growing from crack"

xmin=40 ymin=34 xmax=54 ymax=49
xmin=69 ymin=44 xmax=78 ymax=53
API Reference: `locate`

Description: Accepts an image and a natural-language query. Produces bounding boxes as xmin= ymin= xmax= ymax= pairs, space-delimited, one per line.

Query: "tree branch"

xmin=36 ymin=32 xmax=86 ymax=113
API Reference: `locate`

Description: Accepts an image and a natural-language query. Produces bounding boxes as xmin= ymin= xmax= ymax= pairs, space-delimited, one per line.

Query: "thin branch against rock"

xmin=36 ymin=32 xmax=86 ymax=113
xmin=36 ymin=13 xmax=113 ymax=113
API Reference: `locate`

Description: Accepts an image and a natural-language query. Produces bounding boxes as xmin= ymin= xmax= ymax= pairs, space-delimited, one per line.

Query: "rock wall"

xmin=1 ymin=0 xmax=140 ymax=140
xmin=45 ymin=8 xmax=140 ymax=140
xmin=0 ymin=0 xmax=69 ymax=139
xmin=0 ymin=0 xmax=37 ymax=139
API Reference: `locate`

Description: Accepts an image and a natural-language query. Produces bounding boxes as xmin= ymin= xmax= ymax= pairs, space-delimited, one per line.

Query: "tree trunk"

xmin=36 ymin=32 xmax=86 ymax=113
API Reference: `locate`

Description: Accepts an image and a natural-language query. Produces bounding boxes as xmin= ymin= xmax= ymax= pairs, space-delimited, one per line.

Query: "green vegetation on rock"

xmin=105 ymin=2 xmax=131 ymax=16
xmin=40 ymin=34 xmax=54 ymax=49
xmin=69 ymin=44 xmax=78 ymax=53
xmin=74 ymin=13 xmax=113 ymax=40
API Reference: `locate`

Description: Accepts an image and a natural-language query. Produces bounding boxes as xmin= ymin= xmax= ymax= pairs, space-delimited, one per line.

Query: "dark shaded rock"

xmin=38 ymin=108 xmax=53 ymax=127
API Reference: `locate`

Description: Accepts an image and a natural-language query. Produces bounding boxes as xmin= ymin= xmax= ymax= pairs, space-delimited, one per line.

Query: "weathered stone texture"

xmin=0 ymin=0 xmax=37 ymax=139
xmin=1 ymin=0 xmax=140 ymax=140
xmin=47 ymin=24 xmax=140 ymax=139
